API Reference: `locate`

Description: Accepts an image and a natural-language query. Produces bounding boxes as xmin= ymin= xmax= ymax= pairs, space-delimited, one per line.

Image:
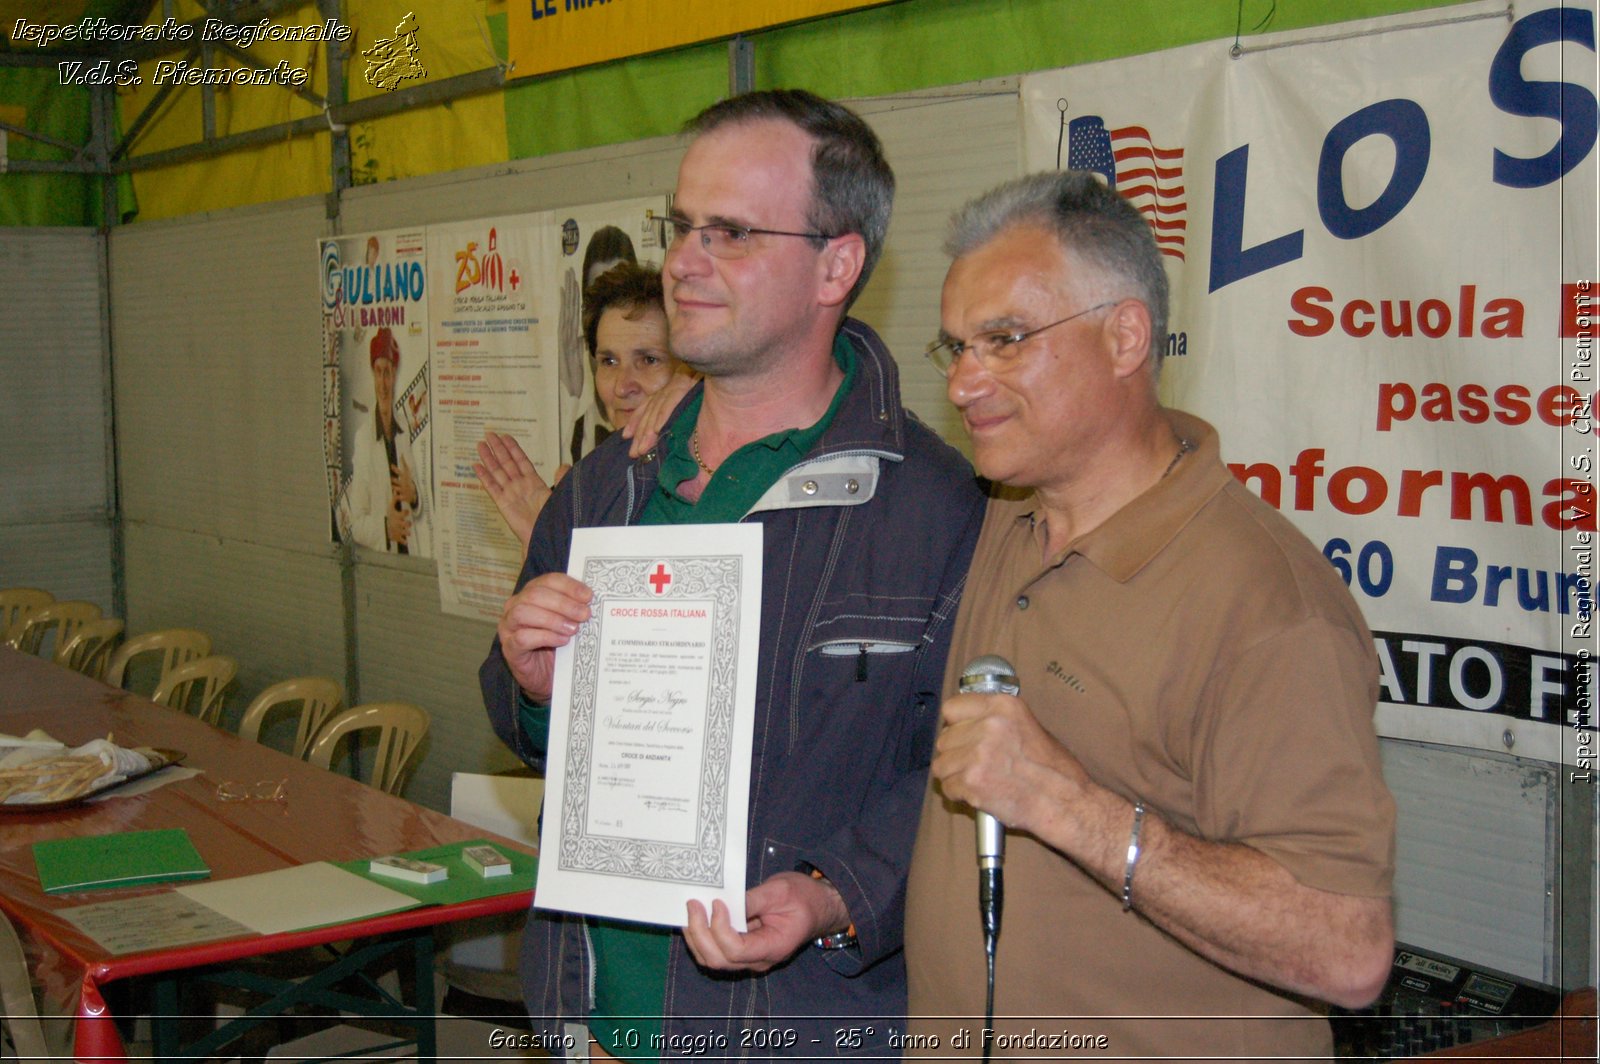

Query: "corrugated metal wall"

xmin=0 ymin=228 xmax=115 ymax=613
xmin=108 ymin=198 xmax=348 ymax=751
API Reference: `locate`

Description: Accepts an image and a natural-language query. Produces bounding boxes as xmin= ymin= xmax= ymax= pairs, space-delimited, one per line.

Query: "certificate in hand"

xmin=535 ymin=522 xmax=761 ymax=929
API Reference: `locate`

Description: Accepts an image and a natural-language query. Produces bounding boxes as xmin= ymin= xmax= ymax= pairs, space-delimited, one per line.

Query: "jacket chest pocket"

xmin=790 ymin=635 xmax=932 ymax=775
xmin=812 ymin=638 xmax=919 ymax=683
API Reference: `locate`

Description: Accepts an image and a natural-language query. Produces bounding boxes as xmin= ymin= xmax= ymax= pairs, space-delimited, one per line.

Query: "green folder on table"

xmin=33 ymin=828 xmax=210 ymax=894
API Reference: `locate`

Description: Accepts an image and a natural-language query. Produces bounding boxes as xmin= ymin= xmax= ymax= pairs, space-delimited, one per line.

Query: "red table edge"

xmin=44 ymin=888 xmax=533 ymax=1062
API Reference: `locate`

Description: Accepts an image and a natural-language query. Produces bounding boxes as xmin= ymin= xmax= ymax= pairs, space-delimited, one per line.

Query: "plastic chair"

xmin=306 ymin=702 xmax=429 ymax=795
xmin=0 ymin=910 xmax=50 ymax=1062
xmin=152 ymin=655 xmax=238 ymax=726
xmin=0 ymin=587 xmax=52 ymax=645
xmin=7 ymin=600 xmax=102 ymax=658
xmin=103 ymin=628 xmax=212 ymax=696
xmin=53 ymin=617 xmax=126 ymax=680
xmin=237 ymin=677 xmax=344 ymax=758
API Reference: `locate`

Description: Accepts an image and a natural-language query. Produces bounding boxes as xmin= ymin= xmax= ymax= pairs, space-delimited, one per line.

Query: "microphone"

xmin=959 ymin=655 xmax=1019 ymax=945
xmin=959 ymin=655 xmax=1019 ymax=1060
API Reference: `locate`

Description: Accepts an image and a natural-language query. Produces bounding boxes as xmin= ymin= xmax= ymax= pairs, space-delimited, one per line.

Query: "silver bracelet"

xmin=1121 ymin=800 xmax=1146 ymax=911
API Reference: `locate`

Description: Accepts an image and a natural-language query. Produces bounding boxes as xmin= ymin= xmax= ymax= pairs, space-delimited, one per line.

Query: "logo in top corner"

xmin=362 ymin=11 xmax=426 ymax=92
xmin=1068 ymin=114 xmax=1187 ymax=261
xmin=454 ymin=228 xmax=523 ymax=295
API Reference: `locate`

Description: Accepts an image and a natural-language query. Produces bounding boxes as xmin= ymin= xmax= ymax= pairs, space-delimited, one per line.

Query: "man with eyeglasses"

xmin=481 ymin=89 xmax=983 ymax=1059
xmin=901 ymin=171 xmax=1396 ymax=1059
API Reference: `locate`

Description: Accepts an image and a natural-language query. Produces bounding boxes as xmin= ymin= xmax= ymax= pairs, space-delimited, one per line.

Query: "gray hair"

xmin=946 ymin=171 xmax=1170 ymax=368
xmin=686 ymin=89 xmax=894 ymax=311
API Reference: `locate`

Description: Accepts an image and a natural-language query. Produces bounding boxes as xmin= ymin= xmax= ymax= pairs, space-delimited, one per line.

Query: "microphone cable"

xmin=981 ymin=845 xmax=1002 ymax=1062
xmin=983 ymin=910 xmax=999 ymax=1063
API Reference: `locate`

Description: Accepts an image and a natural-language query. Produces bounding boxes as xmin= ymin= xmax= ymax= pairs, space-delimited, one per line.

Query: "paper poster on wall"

xmin=546 ymin=197 xmax=670 ymax=469
xmin=320 ymin=228 xmax=434 ymax=558
xmin=429 ymin=196 xmax=668 ymax=622
xmin=1020 ymin=0 xmax=1596 ymax=764
xmin=427 ymin=214 xmax=554 ymax=621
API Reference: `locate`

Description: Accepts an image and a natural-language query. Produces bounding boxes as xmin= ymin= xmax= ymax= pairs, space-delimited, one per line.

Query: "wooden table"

xmin=0 ymin=646 xmax=534 ymax=1061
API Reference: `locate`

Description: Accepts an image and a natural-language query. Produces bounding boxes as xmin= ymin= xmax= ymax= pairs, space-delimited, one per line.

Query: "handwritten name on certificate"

xmin=536 ymin=523 xmax=762 ymax=929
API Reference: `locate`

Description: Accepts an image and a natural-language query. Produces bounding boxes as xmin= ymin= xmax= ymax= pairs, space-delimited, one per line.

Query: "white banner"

xmin=1022 ymin=1 xmax=1596 ymax=765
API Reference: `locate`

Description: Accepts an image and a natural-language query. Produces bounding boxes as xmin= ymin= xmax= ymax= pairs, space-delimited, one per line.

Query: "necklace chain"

xmin=1162 ymin=438 xmax=1193 ymax=480
xmin=691 ymin=429 xmax=717 ymax=478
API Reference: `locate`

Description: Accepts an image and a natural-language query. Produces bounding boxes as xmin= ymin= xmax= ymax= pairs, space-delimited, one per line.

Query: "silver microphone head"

xmin=960 ymin=654 xmax=1019 ymax=696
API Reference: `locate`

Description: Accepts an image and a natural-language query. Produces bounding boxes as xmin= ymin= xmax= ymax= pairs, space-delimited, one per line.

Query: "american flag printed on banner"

xmin=1067 ymin=115 xmax=1187 ymax=261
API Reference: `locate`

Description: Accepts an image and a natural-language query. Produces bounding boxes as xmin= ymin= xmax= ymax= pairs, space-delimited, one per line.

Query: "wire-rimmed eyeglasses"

xmin=649 ymin=214 xmax=834 ymax=260
xmin=216 ymin=778 xmax=287 ymax=802
xmin=924 ymin=301 xmax=1116 ymax=378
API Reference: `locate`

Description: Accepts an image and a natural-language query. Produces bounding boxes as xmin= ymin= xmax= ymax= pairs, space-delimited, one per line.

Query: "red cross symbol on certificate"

xmin=648 ymin=563 xmax=673 ymax=595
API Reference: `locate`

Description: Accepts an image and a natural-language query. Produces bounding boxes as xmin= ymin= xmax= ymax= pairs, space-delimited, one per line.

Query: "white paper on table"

xmin=536 ymin=523 xmax=762 ymax=930
xmin=59 ymin=892 xmax=255 ymax=955
xmin=176 ymin=862 xmax=421 ymax=936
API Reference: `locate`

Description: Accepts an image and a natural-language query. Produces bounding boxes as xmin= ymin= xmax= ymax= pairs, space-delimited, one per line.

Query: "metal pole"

xmin=729 ymin=35 xmax=754 ymax=97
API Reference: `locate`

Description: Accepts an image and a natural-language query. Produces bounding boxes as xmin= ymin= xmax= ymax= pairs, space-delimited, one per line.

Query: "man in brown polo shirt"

xmin=903 ymin=172 xmax=1396 ymax=1061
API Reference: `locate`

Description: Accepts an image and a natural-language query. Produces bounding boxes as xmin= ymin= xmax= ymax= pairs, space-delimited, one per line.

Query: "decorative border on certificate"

xmin=557 ymin=554 xmax=743 ymax=887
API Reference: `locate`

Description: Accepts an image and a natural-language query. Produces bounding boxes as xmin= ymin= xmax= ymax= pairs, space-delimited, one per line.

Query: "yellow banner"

xmin=507 ymin=0 xmax=891 ymax=80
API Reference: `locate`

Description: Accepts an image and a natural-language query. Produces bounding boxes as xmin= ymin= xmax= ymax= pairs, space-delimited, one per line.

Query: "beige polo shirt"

xmin=904 ymin=410 xmax=1395 ymax=1061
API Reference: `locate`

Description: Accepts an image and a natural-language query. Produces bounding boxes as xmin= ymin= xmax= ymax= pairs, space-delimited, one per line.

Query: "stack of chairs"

xmin=235 ymin=676 xmax=430 ymax=797
xmin=5 ymin=589 xmax=433 ymax=798
xmin=0 ymin=588 xmax=132 ymax=681
xmin=54 ymin=619 xmax=126 ymax=680
xmin=104 ymin=628 xmax=212 ymax=698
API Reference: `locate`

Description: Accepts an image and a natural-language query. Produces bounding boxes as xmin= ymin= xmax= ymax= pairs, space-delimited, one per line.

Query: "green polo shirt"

xmin=520 ymin=335 xmax=856 ymax=1061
